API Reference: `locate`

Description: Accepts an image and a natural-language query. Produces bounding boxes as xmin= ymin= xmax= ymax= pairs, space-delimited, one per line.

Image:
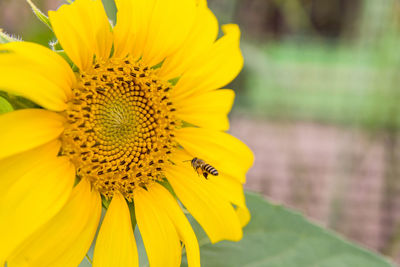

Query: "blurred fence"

xmin=231 ymin=117 xmax=400 ymax=258
xmin=216 ymin=0 xmax=400 ymax=263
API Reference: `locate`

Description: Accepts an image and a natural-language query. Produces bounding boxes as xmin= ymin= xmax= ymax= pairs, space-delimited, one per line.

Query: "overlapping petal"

xmin=207 ymin=173 xmax=251 ymax=227
xmin=172 ymin=149 xmax=249 ymax=226
xmin=49 ymin=0 xmax=112 ymax=70
xmin=0 ymin=109 xmax=65 ymax=160
xmin=8 ymin=179 xmax=101 ymax=267
xmin=0 ymin=140 xmax=60 ymax=196
xmin=113 ymin=0 xmax=197 ymax=66
xmin=172 ymin=24 xmax=243 ymax=101
xmin=158 ymin=4 xmax=218 ymax=80
xmin=134 ymin=187 xmax=182 ymax=267
xmin=165 ymin=163 xmax=243 ymax=244
xmin=113 ymin=0 xmax=155 ymax=59
xmin=141 ymin=0 xmax=197 ymax=65
xmin=93 ymin=192 xmax=138 ymax=267
xmin=0 ymin=42 xmax=74 ymax=110
xmin=236 ymin=205 xmax=251 ymax=227
xmin=174 ymin=89 xmax=235 ymax=131
xmin=147 ymin=183 xmax=200 ymax=267
xmin=0 ymin=156 xmax=75 ymax=263
xmin=175 ymin=127 xmax=254 ymax=183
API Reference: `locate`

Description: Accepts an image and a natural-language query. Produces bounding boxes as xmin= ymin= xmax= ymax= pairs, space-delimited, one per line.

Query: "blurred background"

xmin=2 ymin=0 xmax=400 ymax=263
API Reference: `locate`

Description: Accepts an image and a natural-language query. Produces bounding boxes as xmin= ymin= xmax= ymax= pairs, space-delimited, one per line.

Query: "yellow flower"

xmin=0 ymin=0 xmax=254 ymax=266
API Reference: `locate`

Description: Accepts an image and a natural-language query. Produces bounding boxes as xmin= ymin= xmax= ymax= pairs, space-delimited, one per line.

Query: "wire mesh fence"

xmin=219 ymin=0 xmax=400 ymax=263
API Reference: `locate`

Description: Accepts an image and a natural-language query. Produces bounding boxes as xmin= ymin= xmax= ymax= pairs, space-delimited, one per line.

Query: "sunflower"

xmin=0 ymin=0 xmax=254 ymax=266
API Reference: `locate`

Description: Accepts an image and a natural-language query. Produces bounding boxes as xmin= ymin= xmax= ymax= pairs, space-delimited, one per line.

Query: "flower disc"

xmin=61 ymin=57 xmax=178 ymax=200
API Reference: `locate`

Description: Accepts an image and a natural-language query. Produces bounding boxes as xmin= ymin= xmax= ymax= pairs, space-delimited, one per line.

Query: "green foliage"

xmin=236 ymin=0 xmax=400 ymax=132
xmin=181 ymin=192 xmax=393 ymax=267
xmin=240 ymin=41 xmax=400 ymax=130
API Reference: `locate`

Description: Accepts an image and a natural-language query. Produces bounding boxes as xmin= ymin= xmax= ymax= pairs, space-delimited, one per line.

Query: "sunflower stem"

xmin=25 ymin=0 xmax=52 ymax=30
xmin=0 ymin=29 xmax=21 ymax=43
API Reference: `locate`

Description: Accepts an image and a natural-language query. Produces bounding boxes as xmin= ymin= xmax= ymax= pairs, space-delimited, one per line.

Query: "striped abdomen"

xmin=203 ymin=164 xmax=218 ymax=176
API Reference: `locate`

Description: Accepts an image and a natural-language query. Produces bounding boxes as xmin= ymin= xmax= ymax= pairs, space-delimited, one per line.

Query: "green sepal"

xmin=54 ymin=50 xmax=78 ymax=71
xmin=151 ymin=60 xmax=164 ymax=70
xmin=26 ymin=0 xmax=52 ymax=30
xmin=101 ymin=195 xmax=111 ymax=209
xmin=0 ymin=96 xmax=13 ymax=115
xmin=168 ymin=76 xmax=181 ymax=86
xmin=0 ymin=29 xmax=21 ymax=44
xmin=181 ymin=121 xmax=197 ymax=128
xmin=73 ymin=176 xmax=81 ymax=187
xmin=0 ymin=92 xmax=40 ymax=110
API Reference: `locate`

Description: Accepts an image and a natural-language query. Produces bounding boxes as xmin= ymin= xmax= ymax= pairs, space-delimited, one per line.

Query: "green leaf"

xmin=0 ymin=96 xmax=13 ymax=114
xmin=26 ymin=0 xmax=52 ymax=30
xmin=182 ymin=192 xmax=394 ymax=267
xmin=0 ymin=29 xmax=20 ymax=43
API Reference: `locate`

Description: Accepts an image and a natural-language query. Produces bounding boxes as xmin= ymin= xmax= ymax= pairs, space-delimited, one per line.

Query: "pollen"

xmin=60 ymin=57 xmax=179 ymax=200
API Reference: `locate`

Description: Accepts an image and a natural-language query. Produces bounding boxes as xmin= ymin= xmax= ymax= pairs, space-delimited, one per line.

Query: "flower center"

xmin=61 ymin=58 xmax=179 ymax=200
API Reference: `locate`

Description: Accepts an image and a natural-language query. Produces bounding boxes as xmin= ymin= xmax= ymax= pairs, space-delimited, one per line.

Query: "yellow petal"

xmin=158 ymin=5 xmax=218 ymax=80
xmin=173 ymin=149 xmax=250 ymax=227
xmin=0 ymin=140 xmax=60 ymax=196
xmin=172 ymin=24 xmax=243 ymax=101
xmin=236 ymin=205 xmax=251 ymax=227
xmin=175 ymin=127 xmax=254 ymax=183
xmin=0 ymin=42 xmax=75 ymax=111
xmin=0 ymin=156 xmax=75 ymax=263
xmin=113 ymin=0 xmax=155 ymax=59
xmin=147 ymin=183 xmax=200 ymax=267
xmin=141 ymin=0 xmax=197 ymax=67
xmin=0 ymin=109 xmax=65 ymax=160
xmin=93 ymin=192 xmax=138 ymax=267
xmin=49 ymin=0 xmax=112 ymax=71
xmin=197 ymin=0 xmax=207 ymax=7
xmin=165 ymin=164 xmax=243 ymax=243
xmin=134 ymin=187 xmax=181 ymax=267
xmin=174 ymin=89 xmax=234 ymax=131
xmin=8 ymin=179 xmax=101 ymax=267
xmin=207 ymin=174 xmax=250 ymax=227
xmin=208 ymin=172 xmax=246 ymax=208
xmin=0 ymin=41 xmax=74 ymax=98
xmin=113 ymin=0 xmax=197 ymax=66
